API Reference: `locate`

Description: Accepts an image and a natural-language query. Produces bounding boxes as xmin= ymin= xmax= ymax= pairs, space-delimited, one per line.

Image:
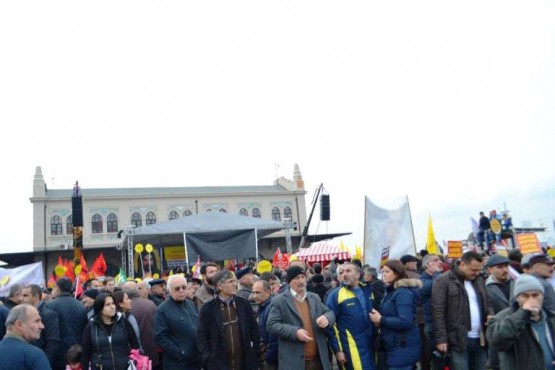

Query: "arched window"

xmin=66 ymin=215 xmax=73 ymax=235
xmin=107 ymin=213 xmax=118 ymax=233
xmin=219 ymin=209 xmax=227 ymax=213
xmin=272 ymin=207 xmax=281 ymax=221
xmin=252 ymin=208 xmax=261 ymax=218
xmin=169 ymin=210 xmax=179 ymax=220
xmin=284 ymin=206 xmax=293 ymax=220
xmin=146 ymin=211 xmax=157 ymax=225
xmin=183 ymin=210 xmax=193 ymax=217
xmin=91 ymin=214 xmax=103 ymax=234
xmin=50 ymin=215 xmax=63 ymax=235
xmin=131 ymin=212 xmax=142 ymax=228
xmin=239 ymin=208 xmax=248 ymax=216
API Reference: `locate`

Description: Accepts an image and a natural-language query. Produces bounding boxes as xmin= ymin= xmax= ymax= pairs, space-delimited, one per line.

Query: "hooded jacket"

xmin=379 ymin=278 xmax=422 ymax=368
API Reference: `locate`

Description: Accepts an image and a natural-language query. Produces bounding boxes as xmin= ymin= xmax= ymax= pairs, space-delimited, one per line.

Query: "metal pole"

xmin=255 ymin=228 xmax=259 ymax=263
xmin=184 ymin=232 xmax=190 ymax=274
xmin=299 ymin=183 xmax=323 ymax=249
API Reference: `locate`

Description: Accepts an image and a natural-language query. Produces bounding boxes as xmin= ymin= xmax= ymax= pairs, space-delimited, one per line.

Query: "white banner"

xmin=363 ymin=196 xmax=416 ymax=269
xmin=0 ymin=262 xmax=45 ymax=297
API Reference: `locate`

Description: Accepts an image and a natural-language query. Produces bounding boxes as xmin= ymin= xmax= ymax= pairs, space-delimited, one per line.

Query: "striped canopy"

xmin=295 ymin=242 xmax=351 ymax=263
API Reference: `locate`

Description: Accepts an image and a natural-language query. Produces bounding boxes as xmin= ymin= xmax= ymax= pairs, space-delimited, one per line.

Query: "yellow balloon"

xmin=289 ymin=254 xmax=298 ymax=262
xmin=153 ymin=273 xmax=160 ymax=279
xmin=135 ymin=244 xmax=144 ymax=253
xmin=134 ymin=278 xmax=142 ymax=283
xmin=145 ymin=244 xmax=153 ymax=253
xmin=55 ymin=265 xmax=66 ymax=277
xmin=74 ymin=265 xmax=82 ymax=275
xmin=257 ymin=260 xmax=272 ymax=274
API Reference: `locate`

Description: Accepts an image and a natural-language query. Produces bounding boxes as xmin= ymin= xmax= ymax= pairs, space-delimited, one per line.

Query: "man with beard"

xmin=21 ymin=284 xmax=60 ymax=368
xmin=485 ymin=254 xmax=514 ymax=370
xmin=267 ymin=265 xmax=336 ymax=370
xmin=194 ymin=263 xmax=219 ymax=309
xmin=237 ymin=267 xmax=258 ymax=313
xmin=326 ymin=262 xmax=376 ymax=370
xmin=0 ymin=304 xmax=52 ymax=369
xmin=252 ymin=280 xmax=278 ymax=370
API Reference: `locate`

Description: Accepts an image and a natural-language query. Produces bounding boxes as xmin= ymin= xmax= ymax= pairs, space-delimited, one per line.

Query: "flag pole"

xmin=406 ymin=196 xmax=418 ymax=255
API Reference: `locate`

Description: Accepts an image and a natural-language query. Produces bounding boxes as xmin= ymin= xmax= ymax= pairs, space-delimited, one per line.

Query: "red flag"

xmin=79 ymin=253 xmax=89 ymax=282
xmin=47 ymin=272 xmax=57 ymax=288
xmin=64 ymin=259 xmax=75 ymax=282
xmin=57 ymin=255 xmax=63 ymax=267
xmin=90 ymin=252 xmax=107 ymax=277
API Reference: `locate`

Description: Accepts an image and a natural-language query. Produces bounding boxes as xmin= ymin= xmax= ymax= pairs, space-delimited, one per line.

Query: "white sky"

xmin=1 ymin=1 xmax=554 ymax=254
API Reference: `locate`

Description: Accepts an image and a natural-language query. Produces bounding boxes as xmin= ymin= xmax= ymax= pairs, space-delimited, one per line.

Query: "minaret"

xmin=33 ymin=166 xmax=46 ymax=197
xmin=294 ymin=164 xmax=304 ymax=190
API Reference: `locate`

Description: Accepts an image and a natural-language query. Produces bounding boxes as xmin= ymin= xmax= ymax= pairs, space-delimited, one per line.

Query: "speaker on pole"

xmin=320 ymin=194 xmax=330 ymax=221
xmin=71 ymin=196 xmax=83 ymax=227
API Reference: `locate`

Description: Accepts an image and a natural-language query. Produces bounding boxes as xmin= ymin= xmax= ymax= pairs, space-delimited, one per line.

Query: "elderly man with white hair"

xmin=487 ymin=274 xmax=555 ymax=370
xmin=154 ymin=275 xmax=201 ymax=370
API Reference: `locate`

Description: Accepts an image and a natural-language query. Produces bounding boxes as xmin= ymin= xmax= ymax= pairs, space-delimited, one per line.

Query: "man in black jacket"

xmin=154 ymin=275 xmax=201 ymax=370
xmin=46 ymin=277 xmax=87 ymax=370
xmin=196 ymin=269 xmax=261 ymax=370
xmin=21 ymin=284 xmax=60 ymax=368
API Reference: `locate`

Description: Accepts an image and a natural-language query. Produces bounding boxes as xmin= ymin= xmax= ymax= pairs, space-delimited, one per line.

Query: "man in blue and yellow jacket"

xmin=326 ymin=262 xmax=377 ymax=370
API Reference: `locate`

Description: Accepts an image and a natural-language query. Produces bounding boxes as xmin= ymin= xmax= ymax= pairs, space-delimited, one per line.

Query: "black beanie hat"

xmin=286 ymin=266 xmax=306 ymax=284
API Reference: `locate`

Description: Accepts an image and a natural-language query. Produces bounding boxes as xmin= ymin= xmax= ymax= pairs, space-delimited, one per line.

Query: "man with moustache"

xmin=194 ymin=263 xmax=219 ymax=309
xmin=252 ymin=280 xmax=278 ymax=370
xmin=485 ymin=255 xmax=514 ymax=370
xmin=267 ymin=265 xmax=336 ymax=370
xmin=326 ymin=262 xmax=376 ymax=370
xmin=21 ymin=284 xmax=60 ymax=368
xmin=0 ymin=304 xmax=52 ymax=369
xmin=154 ymin=275 xmax=201 ymax=370
xmin=81 ymin=289 xmax=99 ymax=319
xmin=197 ymin=269 xmax=260 ymax=370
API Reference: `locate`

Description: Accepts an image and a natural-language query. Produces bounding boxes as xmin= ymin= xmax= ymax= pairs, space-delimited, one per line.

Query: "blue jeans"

xmin=449 ymin=338 xmax=486 ymax=370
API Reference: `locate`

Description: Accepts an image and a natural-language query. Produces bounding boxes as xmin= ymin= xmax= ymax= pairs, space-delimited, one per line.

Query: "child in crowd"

xmin=65 ymin=344 xmax=83 ymax=370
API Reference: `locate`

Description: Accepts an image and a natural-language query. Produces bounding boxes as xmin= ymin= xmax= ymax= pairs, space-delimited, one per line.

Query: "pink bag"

xmin=129 ymin=349 xmax=152 ymax=370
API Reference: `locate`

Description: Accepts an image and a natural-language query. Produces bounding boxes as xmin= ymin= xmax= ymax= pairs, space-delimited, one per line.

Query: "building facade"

xmin=31 ymin=165 xmax=308 ymax=264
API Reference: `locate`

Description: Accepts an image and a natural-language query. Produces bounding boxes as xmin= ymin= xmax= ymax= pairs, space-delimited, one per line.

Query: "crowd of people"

xmin=0 ymin=245 xmax=554 ymax=370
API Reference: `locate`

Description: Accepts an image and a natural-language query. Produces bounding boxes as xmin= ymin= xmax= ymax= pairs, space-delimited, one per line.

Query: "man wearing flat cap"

xmin=237 ymin=267 xmax=258 ymax=313
xmin=148 ymin=278 xmax=167 ymax=307
xmin=267 ymin=265 xmax=336 ymax=370
xmin=485 ymin=254 xmax=514 ymax=370
xmin=527 ymin=254 xmax=555 ymax=316
xmin=488 ymin=274 xmax=555 ymax=370
xmin=81 ymin=289 xmax=99 ymax=319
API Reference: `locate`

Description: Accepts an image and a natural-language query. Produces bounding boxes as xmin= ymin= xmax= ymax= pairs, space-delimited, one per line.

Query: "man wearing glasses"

xmin=154 ymin=275 xmax=201 ymax=370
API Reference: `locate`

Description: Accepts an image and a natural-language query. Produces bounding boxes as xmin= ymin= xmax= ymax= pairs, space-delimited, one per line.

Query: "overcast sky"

xmin=1 ymin=1 xmax=554 ymax=255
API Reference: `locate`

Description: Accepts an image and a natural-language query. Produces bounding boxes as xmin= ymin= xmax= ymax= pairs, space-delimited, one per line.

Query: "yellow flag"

xmin=427 ymin=214 xmax=439 ymax=254
xmin=339 ymin=241 xmax=346 ymax=252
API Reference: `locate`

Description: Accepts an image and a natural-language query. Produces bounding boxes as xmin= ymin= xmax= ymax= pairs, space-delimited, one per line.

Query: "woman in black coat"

xmin=81 ymin=293 xmax=140 ymax=370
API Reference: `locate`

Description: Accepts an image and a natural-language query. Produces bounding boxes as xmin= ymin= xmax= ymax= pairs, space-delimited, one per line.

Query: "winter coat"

xmin=0 ymin=335 xmax=52 ymax=370
xmin=154 ymin=296 xmax=201 ymax=370
xmin=420 ymin=271 xmax=441 ymax=326
xmin=485 ymin=275 xmax=514 ymax=314
xmin=487 ymin=301 xmax=555 ymax=370
xmin=32 ymin=301 xmax=60 ymax=367
xmin=267 ymin=290 xmax=336 ymax=370
xmin=81 ymin=313 xmax=140 ymax=370
xmin=46 ymin=292 xmax=87 ymax=370
xmin=257 ymin=296 xmax=279 ymax=365
xmin=379 ymin=278 xmax=422 ymax=368
xmin=431 ymin=262 xmax=493 ymax=351
xmin=193 ymin=283 xmax=216 ymax=309
xmin=196 ymin=296 xmax=261 ymax=370
xmin=130 ymin=297 xmax=159 ymax=366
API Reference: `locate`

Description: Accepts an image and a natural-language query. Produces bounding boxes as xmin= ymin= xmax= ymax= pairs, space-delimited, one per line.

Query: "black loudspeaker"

xmin=320 ymin=194 xmax=330 ymax=221
xmin=72 ymin=197 xmax=83 ymax=227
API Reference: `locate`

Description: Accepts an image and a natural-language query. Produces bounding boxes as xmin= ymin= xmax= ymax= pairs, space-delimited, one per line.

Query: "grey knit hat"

xmin=514 ymin=274 xmax=544 ymax=297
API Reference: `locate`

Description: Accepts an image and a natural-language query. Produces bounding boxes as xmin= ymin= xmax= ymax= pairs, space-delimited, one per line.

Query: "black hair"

xmin=65 ymin=344 xmax=82 ymax=365
xmin=93 ymin=292 xmax=115 ymax=319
